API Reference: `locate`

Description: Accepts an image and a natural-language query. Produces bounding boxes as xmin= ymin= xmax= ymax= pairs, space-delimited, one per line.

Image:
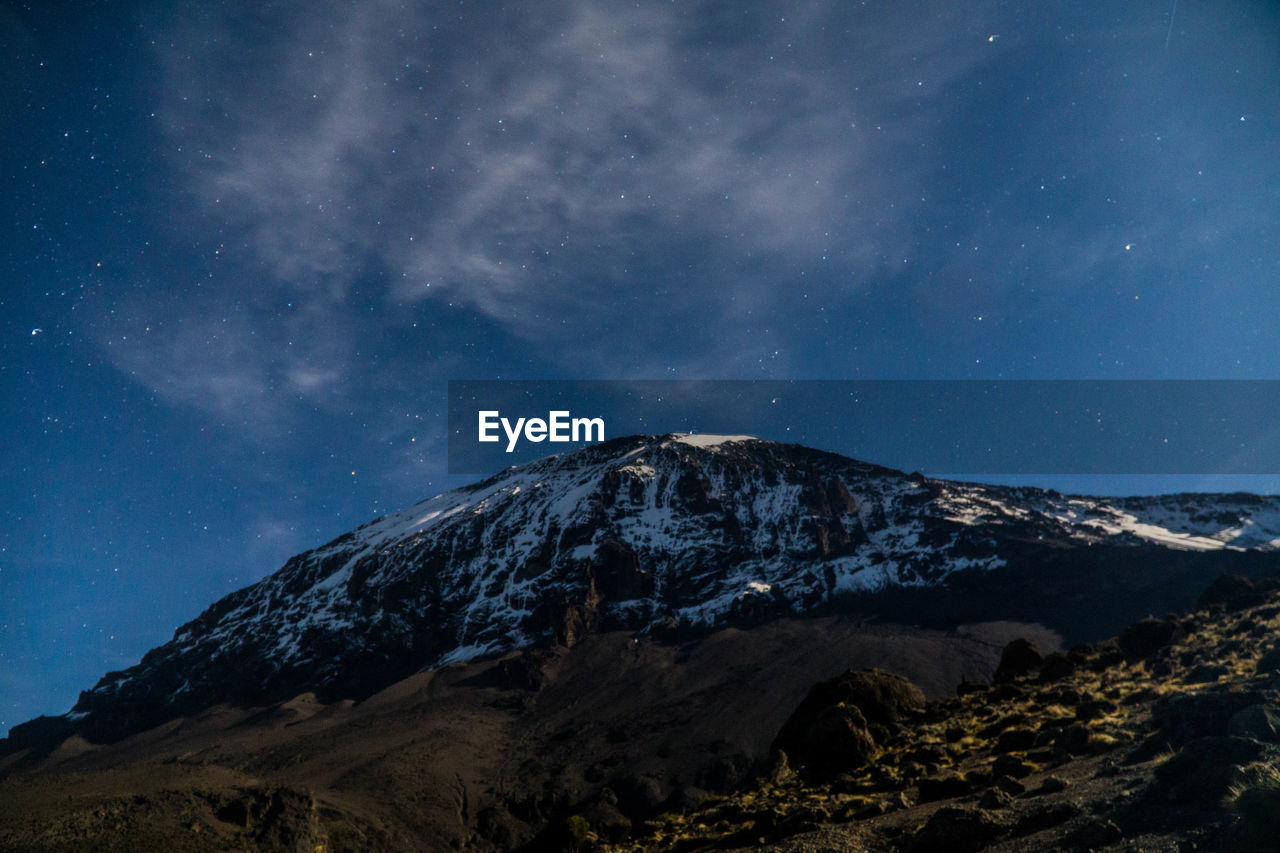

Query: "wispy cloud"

xmin=100 ymin=284 xmax=355 ymax=430
xmin=133 ymin=1 xmax=995 ymax=381
xmin=105 ymin=0 xmax=1280 ymax=429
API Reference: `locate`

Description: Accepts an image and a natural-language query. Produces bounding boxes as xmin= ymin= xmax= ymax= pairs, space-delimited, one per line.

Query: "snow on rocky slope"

xmin=46 ymin=435 xmax=1280 ymax=740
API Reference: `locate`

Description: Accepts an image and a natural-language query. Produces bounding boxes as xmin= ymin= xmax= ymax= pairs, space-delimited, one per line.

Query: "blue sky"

xmin=2 ymin=0 xmax=1279 ymax=734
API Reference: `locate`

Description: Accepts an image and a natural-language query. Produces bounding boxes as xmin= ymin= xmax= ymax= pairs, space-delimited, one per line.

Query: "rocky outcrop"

xmin=770 ymin=668 xmax=925 ymax=780
xmin=992 ymin=638 xmax=1044 ymax=684
xmin=620 ymin=578 xmax=1280 ymax=853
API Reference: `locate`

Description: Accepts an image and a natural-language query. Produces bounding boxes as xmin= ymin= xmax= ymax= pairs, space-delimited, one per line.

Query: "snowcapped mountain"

xmin=49 ymin=435 xmax=1280 ymax=741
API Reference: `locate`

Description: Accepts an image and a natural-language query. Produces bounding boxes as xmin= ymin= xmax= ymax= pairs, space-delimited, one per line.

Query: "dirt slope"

xmin=0 ymin=616 xmax=1056 ymax=852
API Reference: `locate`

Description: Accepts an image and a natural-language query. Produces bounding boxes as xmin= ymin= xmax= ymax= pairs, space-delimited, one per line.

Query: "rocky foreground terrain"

xmin=603 ymin=573 xmax=1280 ymax=852
xmin=0 ymin=615 xmax=1053 ymax=852
xmin=6 ymin=574 xmax=1280 ymax=850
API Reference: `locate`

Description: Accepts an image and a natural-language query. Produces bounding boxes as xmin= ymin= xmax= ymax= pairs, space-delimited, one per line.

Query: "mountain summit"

xmin=37 ymin=435 xmax=1280 ymax=742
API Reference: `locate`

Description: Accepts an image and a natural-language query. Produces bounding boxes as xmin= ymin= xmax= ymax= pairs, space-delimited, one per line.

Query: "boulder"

xmin=1014 ymin=801 xmax=1080 ymax=835
xmin=1256 ymin=647 xmax=1280 ymax=674
xmin=993 ymin=639 xmax=1044 ymax=684
xmin=771 ymin=668 xmax=924 ymax=779
xmin=1197 ymin=573 xmax=1263 ymax=611
xmin=1038 ymin=653 xmax=1076 ymax=683
xmin=1075 ymin=697 xmax=1118 ymax=721
xmin=1229 ymin=704 xmax=1280 ymax=743
xmin=1152 ymin=736 xmax=1274 ymax=803
xmin=908 ymin=806 xmax=1004 ymax=853
xmin=993 ymin=774 xmax=1026 ymax=796
xmin=979 ymin=787 xmax=1013 ymax=810
xmin=993 ymin=727 xmax=1038 ymax=753
xmin=1187 ymin=662 xmax=1230 ymax=683
xmin=1118 ymin=617 xmax=1181 ymax=662
xmin=1152 ymin=691 xmax=1266 ymax=745
xmin=772 ymin=706 xmax=876 ymax=780
xmin=991 ymin=754 xmax=1036 ymax=779
xmin=918 ymin=772 xmax=974 ymax=802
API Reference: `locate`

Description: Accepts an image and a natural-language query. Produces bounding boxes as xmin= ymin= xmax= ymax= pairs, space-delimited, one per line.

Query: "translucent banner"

xmin=447 ymin=380 xmax=1280 ymax=476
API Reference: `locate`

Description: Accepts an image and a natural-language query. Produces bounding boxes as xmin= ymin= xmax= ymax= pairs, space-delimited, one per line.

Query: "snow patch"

xmin=1113 ymin=519 xmax=1228 ymax=551
xmin=436 ymin=641 xmax=500 ymax=666
xmin=671 ymin=433 xmax=757 ymax=448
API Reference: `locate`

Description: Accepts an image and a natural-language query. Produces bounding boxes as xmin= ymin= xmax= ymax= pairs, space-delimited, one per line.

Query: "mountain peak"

xmin=667 ymin=432 xmax=759 ymax=448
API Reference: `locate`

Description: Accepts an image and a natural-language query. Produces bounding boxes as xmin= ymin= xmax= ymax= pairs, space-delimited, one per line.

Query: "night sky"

xmin=3 ymin=1 xmax=1279 ymax=734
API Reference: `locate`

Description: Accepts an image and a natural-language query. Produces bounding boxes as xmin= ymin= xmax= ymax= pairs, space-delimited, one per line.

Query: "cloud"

xmin=122 ymin=0 xmax=1280 ymax=425
xmin=147 ymin=1 xmax=994 ymax=354
xmin=99 ymin=0 xmax=1280 ymax=431
xmin=99 ymin=284 xmax=354 ymax=430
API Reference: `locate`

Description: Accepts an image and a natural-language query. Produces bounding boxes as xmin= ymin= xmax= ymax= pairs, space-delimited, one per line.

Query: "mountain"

xmin=24 ymin=433 xmax=1280 ymax=745
xmin=6 ymin=435 xmax=1280 ymax=851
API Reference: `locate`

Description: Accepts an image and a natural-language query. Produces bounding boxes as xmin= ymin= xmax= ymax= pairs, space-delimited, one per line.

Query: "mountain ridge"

xmin=12 ymin=434 xmax=1280 ymax=747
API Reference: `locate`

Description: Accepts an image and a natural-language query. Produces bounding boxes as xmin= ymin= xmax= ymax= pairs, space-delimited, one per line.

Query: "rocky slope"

xmin=0 ymin=616 xmax=1058 ymax=852
xmin=9 ymin=576 xmax=1280 ymax=851
xmin=609 ymin=574 xmax=1280 ymax=852
xmin=12 ymin=433 xmax=1280 ymax=746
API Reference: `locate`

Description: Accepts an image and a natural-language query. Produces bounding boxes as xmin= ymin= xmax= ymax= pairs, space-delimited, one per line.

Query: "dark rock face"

xmin=993 ymin=639 xmax=1044 ymax=684
xmin=908 ymin=806 xmax=1004 ymax=853
xmin=492 ymin=649 xmax=558 ymax=691
xmin=918 ymin=772 xmax=974 ymax=802
xmin=590 ymin=540 xmax=653 ymax=601
xmin=1198 ymin=573 xmax=1271 ymax=611
xmin=1184 ymin=662 xmax=1230 ymax=683
xmin=816 ymin=668 xmax=926 ymax=726
xmin=1037 ymin=652 xmax=1076 ymax=682
xmin=1151 ymin=736 xmax=1276 ymax=804
xmin=777 ymin=710 xmax=878 ymax=781
xmin=992 ymin=727 xmax=1037 ymax=753
xmin=2 ymin=716 xmax=74 ymax=755
xmin=771 ymin=668 xmax=925 ymax=779
xmin=1118 ymin=617 xmax=1182 ymax=662
xmin=1152 ymin=691 xmax=1267 ymax=746
xmin=1228 ymin=704 xmax=1280 ymax=743
xmin=1257 ymin=647 xmax=1280 ymax=674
